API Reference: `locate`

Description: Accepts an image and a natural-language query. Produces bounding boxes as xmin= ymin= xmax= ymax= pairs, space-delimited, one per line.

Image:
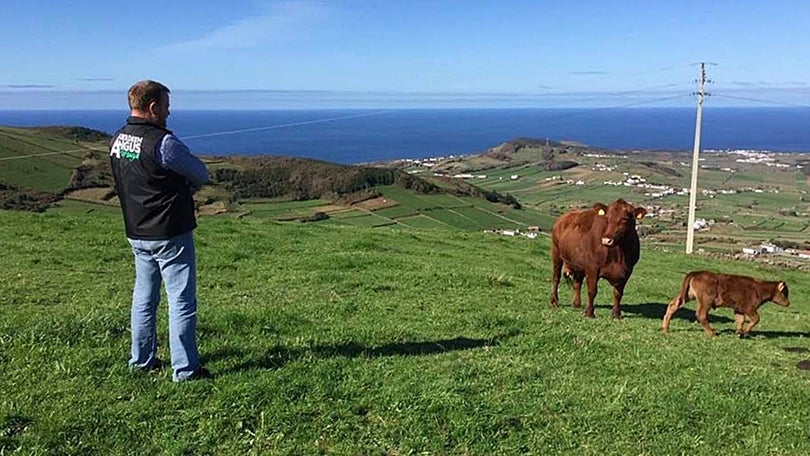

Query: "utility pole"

xmin=685 ymin=62 xmax=710 ymax=254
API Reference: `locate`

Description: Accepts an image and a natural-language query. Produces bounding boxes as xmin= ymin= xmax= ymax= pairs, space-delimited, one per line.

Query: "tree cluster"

xmin=210 ymin=157 xmax=441 ymax=201
xmin=444 ymin=179 xmax=521 ymax=209
xmin=34 ymin=126 xmax=111 ymax=143
xmin=68 ymin=152 xmax=115 ymax=189
xmin=0 ymin=182 xmax=61 ymax=212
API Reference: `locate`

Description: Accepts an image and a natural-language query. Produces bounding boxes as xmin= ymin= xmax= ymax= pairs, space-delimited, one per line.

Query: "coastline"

xmin=1 ymin=107 xmax=809 ymax=165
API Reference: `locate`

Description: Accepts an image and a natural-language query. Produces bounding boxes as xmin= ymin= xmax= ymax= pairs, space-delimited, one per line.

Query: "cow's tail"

xmin=562 ymin=263 xmax=574 ymax=287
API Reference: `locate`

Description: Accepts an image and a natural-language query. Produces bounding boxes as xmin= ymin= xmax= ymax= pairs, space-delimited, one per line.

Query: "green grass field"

xmin=0 ymin=127 xmax=108 ymax=192
xmin=238 ymin=186 xmax=555 ymax=233
xmin=1 ymin=206 xmax=808 ymax=455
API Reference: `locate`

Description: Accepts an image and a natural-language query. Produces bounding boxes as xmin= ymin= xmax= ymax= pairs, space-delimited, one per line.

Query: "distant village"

xmin=484 ymin=227 xmax=541 ymax=240
xmin=709 ymin=149 xmax=799 ymax=169
xmin=401 ymin=148 xmax=808 ymax=259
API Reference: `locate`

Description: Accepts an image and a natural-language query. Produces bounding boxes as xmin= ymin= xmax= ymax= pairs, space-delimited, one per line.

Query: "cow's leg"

xmin=741 ymin=311 xmax=760 ymax=337
xmin=734 ymin=311 xmax=745 ymax=336
xmin=584 ymin=271 xmax=598 ymax=318
xmin=550 ymin=248 xmax=562 ymax=308
xmin=695 ymin=301 xmax=715 ymax=337
xmin=661 ymin=296 xmax=685 ymax=333
xmin=611 ymin=281 xmax=626 ymax=319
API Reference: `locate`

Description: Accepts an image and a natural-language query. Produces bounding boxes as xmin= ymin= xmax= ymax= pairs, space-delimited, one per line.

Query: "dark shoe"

xmin=146 ymin=358 xmax=166 ymax=371
xmin=130 ymin=358 xmax=166 ymax=373
xmin=174 ymin=366 xmax=214 ymax=383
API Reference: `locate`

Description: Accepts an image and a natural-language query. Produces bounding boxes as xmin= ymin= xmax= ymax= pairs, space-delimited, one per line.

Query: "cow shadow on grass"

xmin=713 ymin=329 xmax=810 ymax=339
xmin=596 ymin=302 xmax=735 ymax=324
xmin=595 ymin=303 xmax=810 ymax=339
xmin=217 ymin=332 xmax=519 ymax=374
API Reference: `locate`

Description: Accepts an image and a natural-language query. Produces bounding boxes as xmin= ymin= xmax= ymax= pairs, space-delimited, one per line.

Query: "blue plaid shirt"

xmin=155 ymin=134 xmax=209 ymax=192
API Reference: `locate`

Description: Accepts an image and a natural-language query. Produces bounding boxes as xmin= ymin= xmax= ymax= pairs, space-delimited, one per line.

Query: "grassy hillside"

xmin=0 ymin=126 xmax=108 ymax=192
xmin=1 ymin=208 xmax=808 ymax=455
xmin=397 ymin=140 xmax=810 ymax=254
xmin=1 ymin=126 xmax=532 ymax=231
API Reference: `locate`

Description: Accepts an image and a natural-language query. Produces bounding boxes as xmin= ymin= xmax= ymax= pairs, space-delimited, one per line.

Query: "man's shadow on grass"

xmin=208 ymin=332 xmax=518 ymax=373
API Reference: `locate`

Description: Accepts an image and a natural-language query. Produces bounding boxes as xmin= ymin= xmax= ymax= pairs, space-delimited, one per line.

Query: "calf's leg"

xmin=741 ymin=311 xmax=760 ymax=337
xmin=695 ymin=301 xmax=716 ymax=337
xmin=661 ymin=296 xmax=685 ymax=333
xmin=734 ymin=311 xmax=745 ymax=335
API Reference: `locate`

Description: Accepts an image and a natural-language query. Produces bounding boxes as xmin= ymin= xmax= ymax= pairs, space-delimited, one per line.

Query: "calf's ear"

xmin=634 ymin=207 xmax=647 ymax=220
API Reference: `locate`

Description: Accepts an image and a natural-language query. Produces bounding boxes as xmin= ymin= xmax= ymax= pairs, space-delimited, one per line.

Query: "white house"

xmin=760 ymin=244 xmax=782 ymax=254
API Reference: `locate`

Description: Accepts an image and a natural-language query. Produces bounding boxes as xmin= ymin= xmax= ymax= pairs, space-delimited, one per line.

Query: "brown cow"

xmin=661 ymin=271 xmax=790 ymax=337
xmin=550 ymin=199 xmax=646 ymax=318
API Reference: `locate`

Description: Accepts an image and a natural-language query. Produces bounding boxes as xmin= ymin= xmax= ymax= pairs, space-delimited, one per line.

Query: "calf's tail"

xmin=662 ymin=272 xmax=697 ymax=333
xmin=671 ymin=272 xmax=697 ymax=307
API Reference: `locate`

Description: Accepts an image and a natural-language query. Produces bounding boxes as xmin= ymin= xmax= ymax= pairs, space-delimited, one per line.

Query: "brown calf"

xmin=661 ymin=271 xmax=790 ymax=337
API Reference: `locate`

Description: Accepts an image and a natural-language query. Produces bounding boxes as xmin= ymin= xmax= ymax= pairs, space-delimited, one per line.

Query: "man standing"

xmin=110 ymin=80 xmax=211 ymax=382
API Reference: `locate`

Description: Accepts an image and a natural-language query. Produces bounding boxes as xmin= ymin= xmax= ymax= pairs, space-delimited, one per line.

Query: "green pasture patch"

xmin=240 ymin=198 xmax=330 ymax=207
xmin=48 ymin=199 xmax=119 ymax=215
xmin=0 ymin=209 xmax=809 ymax=454
xmin=420 ymin=208 xmax=483 ymax=231
xmin=327 ymin=209 xmax=372 ymax=220
xmin=395 ymin=214 xmax=452 ymax=230
xmin=501 ymin=208 xmax=557 ymax=229
xmin=376 ymin=185 xmax=435 ymax=209
xmin=372 ymin=205 xmax=418 ymax=219
xmin=0 ymin=127 xmax=104 ymax=191
xmin=327 ymin=212 xmax=391 ymax=227
xmin=240 ymin=199 xmax=332 ymax=219
xmin=419 ymin=193 xmax=474 ymax=208
xmin=449 ymin=206 xmax=522 ymax=230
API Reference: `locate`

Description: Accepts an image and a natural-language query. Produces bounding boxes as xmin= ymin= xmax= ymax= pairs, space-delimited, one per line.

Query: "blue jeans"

xmin=128 ymin=231 xmax=201 ymax=382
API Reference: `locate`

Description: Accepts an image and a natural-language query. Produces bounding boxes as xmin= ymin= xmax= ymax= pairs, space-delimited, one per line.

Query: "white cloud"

xmin=157 ymin=1 xmax=327 ymax=53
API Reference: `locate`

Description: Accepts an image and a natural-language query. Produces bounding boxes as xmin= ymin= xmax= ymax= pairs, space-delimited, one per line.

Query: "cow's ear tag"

xmin=598 ymin=209 xmax=605 ymax=216
xmin=636 ymin=212 xmax=644 ymax=219
xmin=778 ymin=282 xmax=786 ymax=291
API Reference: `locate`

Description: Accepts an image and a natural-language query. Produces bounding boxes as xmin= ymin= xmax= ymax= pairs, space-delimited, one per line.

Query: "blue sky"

xmin=2 ymin=0 xmax=809 ymax=109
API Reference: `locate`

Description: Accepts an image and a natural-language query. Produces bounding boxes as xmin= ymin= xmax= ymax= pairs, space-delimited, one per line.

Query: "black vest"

xmin=110 ymin=117 xmax=197 ymax=240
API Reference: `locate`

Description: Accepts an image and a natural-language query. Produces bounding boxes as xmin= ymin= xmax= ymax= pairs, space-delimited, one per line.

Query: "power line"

xmin=184 ymin=110 xmax=391 ymax=140
xmin=0 ymin=111 xmax=393 ymax=161
xmin=0 ymin=90 xmax=692 ymax=162
xmin=532 ymin=83 xmax=692 ymax=104
xmin=610 ymin=93 xmax=692 ymax=108
xmin=634 ymin=63 xmax=696 ymax=75
xmin=711 ymin=93 xmax=810 ymax=109
xmin=0 ymin=147 xmax=105 ymax=162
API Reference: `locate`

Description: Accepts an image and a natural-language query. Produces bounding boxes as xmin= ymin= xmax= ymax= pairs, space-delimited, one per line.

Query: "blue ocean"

xmin=0 ymin=108 xmax=807 ymax=164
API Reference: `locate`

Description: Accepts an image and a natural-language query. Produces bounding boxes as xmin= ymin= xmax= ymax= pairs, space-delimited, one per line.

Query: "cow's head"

xmin=596 ymin=199 xmax=646 ymax=246
xmin=772 ymin=281 xmax=790 ymax=307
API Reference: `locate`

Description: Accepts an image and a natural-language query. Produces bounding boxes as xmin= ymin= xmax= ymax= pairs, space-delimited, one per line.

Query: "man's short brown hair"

xmin=128 ymin=80 xmax=170 ymax=110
